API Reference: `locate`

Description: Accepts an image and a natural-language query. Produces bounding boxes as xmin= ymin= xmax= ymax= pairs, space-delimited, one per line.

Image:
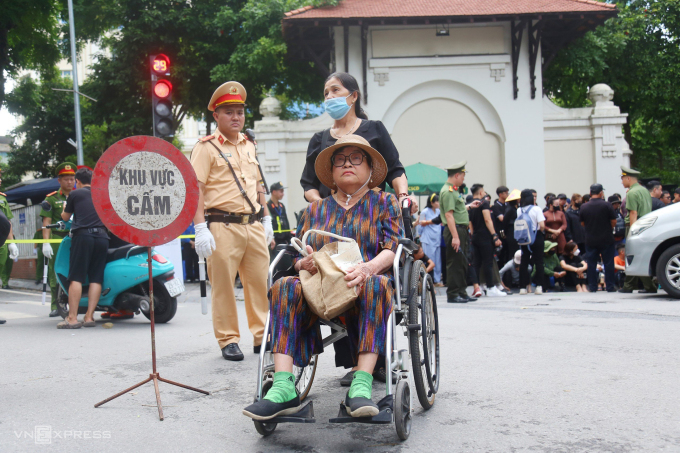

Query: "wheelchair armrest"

xmin=275 ymin=244 xmax=298 ymax=255
xmin=398 ymin=238 xmax=418 ymax=254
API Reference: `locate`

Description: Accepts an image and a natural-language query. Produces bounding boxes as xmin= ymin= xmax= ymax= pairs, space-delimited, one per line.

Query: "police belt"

xmin=71 ymin=227 xmax=107 ymax=236
xmin=207 ymin=209 xmax=263 ymax=225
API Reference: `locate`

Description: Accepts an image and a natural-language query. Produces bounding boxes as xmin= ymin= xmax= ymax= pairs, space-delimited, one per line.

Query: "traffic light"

xmin=149 ymin=54 xmax=174 ymax=137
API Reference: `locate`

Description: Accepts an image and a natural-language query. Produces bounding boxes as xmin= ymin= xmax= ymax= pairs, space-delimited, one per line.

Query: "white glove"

xmin=8 ymin=243 xmax=19 ymax=260
xmin=43 ymin=243 xmax=53 ymax=259
xmin=262 ymin=216 xmax=274 ymax=245
xmin=194 ymin=222 xmax=216 ymax=259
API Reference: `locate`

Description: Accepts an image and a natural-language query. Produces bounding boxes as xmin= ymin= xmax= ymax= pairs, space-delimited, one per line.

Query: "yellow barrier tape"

xmin=7 ymin=235 xmax=197 ymax=244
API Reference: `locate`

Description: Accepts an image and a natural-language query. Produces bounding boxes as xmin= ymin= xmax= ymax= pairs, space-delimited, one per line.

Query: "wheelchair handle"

xmin=291 ymin=229 xmax=356 ymax=257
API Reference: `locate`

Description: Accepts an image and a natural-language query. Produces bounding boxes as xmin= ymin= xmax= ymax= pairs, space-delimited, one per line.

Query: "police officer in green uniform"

xmin=0 ymin=168 xmax=19 ymax=289
xmin=439 ymin=161 xmax=481 ymax=303
xmin=40 ymin=162 xmax=76 ymax=316
xmin=266 ymin=182 xmax=293 ymax=267
xmin=619 ymin=166 xmax=657 ymax=294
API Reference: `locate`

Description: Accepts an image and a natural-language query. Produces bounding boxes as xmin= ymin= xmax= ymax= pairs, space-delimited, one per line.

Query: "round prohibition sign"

xmin=92 ymin=136 xmax=199 ymax=247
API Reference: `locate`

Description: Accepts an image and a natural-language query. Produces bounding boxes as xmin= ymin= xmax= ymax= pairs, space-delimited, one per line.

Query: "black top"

xmin=579 ymin=198 xmax=616 ymax=247
xmin=64 ymin=187 xmax=107 ymax=237
xmin=651 ymin=197 xmax=665 ymax=211
xmin=470 ymin=199 xmax=492 ymax=239
xmin=565 ymin=207 xmax=585 ymax=244
xmin=561 ymin=254 xmax=584 ymax=269
xmin=300 ymin=120 xmax=405 ymax=198
xmin=492 ymin=200 xmax=506 ymax=235
xmin=502 ymin=204 xmax=518 ymax=237
xmin=267 ymin=199 xmax=292 ymax=243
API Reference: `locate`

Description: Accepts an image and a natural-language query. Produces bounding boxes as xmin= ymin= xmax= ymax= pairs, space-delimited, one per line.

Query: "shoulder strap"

xmin=251 ymin=151 xmax=269 ymax=195
xmin=206 ymin=140 xmax=257 ymax=214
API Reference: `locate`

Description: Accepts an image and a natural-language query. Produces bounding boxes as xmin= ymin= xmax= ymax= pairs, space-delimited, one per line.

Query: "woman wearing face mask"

xmin=565 ymin=193 xmax=585 ymax=254
xmin=544 ymin=197 xmax=568 ymax=254
xmin=559 ymin=242 xmax=588 ymax=292
xmin=300 ymin=72 xmax=410 ymax=208
xmin=415 ymin=193 xmax=443 ymax=285
xmin=299 ymin=72 xmax=410 ymax=386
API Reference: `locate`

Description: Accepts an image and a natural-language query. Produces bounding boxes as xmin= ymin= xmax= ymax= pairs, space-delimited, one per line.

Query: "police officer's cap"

xmin=208 ymin=82 xmax=247 ymax=111
xmin=270 ymin=182 xmax=286 ymax=191
xmin=620 ymin=166 xmax=641 ymax=177
xmin=446 ymin=160 xmax=467 ymax=174
xmin=56 ymin=162 xmax=77 ymax=177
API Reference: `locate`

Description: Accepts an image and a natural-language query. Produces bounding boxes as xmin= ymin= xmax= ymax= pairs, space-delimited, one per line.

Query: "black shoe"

xmin=243 ymin=394 xmax=301 ymax=421
xmin=463 ymin=294 xmax=477 ymax=302
xmin=618 ymin=288 xmax=633 ymax=293
xmin=49 ymin=310 xmax=59 ymax=317
xmin=637 ymin=289 xmax=657 ymax=294
xmin=372 ymin=366 xmax=397 ymax=384
xmin=253 ymin=342 xmax=271 ymax=354
xmin=340 ymin=370 xmax=355 ymax=387
xmin=1 ymin=285 xmax=8 ymax=290
xmin=344 ymin=390 xmax=379 ymax=418
xmin=447 ymin=296 xmax=468 ymax=303
xmin=0 ymin=319 xmax=6 ymax=324
xmin=221 ymin=343 xmax=244 ymax=361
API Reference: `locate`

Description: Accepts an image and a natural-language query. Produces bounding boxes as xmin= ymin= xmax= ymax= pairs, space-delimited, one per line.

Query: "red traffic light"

xmin=154 ymin=80 xmax=172 ymax=98
xmin=151 ymin=54 xmax=171 ymax=74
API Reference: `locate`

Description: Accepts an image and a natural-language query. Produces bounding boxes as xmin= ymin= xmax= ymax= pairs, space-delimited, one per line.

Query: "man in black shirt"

xmin=492 ymin=186 xmax=508 ymax=262
xmin=469 ymin=184 xmax=505 ymax=297
xmin=57 ymin=168 xmax=109 ymax=329
xmin=267 ymin=182 xmax=293 ymax=267
xmin=579 ymin=184 xmax=617 ymax=292
xmin=647 ymin=180 xmax=665 ymax=211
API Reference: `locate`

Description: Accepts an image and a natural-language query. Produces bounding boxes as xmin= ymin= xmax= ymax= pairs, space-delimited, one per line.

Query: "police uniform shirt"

xmin=438 ymin=182 xmax=469 ymax=226
xmin=40 ymin=189 xmax=69 ymax=237
xmin=624 ymin=182 xmax=652 ymax=225
xmin=0 ymin=193 xmax=12 ymax=221
xmin=190 ymin=130 xmax=261 ymax=214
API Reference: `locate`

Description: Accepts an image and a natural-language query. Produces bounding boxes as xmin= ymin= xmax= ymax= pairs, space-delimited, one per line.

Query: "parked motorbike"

xmin=44 ymin=218 xmax=183 ymax=323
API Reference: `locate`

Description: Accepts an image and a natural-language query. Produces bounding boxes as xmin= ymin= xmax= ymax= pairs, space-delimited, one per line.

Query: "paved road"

xmin=1 ymin=284 xmax=679 ymax=452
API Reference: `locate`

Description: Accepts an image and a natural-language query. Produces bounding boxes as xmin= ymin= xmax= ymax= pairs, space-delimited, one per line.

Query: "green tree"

xmin=0 ymin=0 xmax=61 ymax=106
xmin=544 ymin=0 xmax=680 ymax=183
xmin=4 ymin=71 xmax=82 ymax=178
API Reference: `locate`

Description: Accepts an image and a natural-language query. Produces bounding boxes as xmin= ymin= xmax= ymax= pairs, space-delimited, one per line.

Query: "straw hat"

xmin=506 ymin=189 xmax=521 ymax=202
xmin=314 ymin=134 xmax=387 ymax=190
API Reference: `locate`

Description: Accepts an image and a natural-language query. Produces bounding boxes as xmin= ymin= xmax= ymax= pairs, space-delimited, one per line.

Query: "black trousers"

xmin=520 ymin=230 xmax=545 ymax=289
xmin=181 ymin=242 xmax=200 ymax=281
xmin=586 ymin=243 xmax=616 ymax=292
xmin=472 ymin=234 xmax=495 ymax=287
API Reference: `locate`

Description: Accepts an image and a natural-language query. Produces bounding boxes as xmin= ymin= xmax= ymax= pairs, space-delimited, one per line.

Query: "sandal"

xmin=57 ymin=320 xmax=82 ymax=329
xmin=83 ymin=320 xmax=96 ymax=327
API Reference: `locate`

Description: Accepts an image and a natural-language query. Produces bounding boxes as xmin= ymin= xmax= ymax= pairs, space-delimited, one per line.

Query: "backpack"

xmin=614 ymin=214 xmax=626 ymax=239
xmin=514 ymin=207 xmax=536 ymax=246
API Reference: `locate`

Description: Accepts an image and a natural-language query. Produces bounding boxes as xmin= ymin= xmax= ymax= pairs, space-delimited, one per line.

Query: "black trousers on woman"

xmin=520 ymin=230 xmax=545 ymax=289
xmin=472 ymin=234 xmax=495 ymax=287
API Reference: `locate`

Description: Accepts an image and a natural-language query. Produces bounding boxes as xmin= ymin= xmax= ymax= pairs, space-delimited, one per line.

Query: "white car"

xmin=624 ymin=203 xmax=680 ymax=298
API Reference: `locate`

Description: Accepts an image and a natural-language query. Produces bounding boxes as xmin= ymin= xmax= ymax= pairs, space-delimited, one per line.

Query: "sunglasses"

xmin=332 ymin=151 xmax=367 ymax=168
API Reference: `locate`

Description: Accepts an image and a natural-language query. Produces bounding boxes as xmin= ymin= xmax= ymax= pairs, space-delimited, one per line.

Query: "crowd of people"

xmin=413 ymin=168 xmax=677 ymax=300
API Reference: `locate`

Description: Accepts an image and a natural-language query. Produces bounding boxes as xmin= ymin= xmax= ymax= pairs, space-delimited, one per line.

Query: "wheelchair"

xmin=252 ymin=230 xmax=440 ymax=441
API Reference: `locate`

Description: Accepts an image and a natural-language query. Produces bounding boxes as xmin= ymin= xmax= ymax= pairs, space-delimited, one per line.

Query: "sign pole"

xmin=92 ymin=136 xmax=208 ymax=421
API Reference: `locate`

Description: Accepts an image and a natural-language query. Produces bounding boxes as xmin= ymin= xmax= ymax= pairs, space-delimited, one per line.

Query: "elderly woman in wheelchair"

xmin=243 ymin=134 xmax=404 ymax=421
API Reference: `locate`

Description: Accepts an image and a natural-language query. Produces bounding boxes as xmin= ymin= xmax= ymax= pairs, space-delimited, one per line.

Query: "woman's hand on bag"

xmin=344 ymin=262 xmax=376 ymax=288
xmin=295 ymin=245 xmax=317 ymax=275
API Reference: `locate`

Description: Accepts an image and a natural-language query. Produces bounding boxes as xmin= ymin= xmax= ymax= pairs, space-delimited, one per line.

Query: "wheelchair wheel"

xmin=293 ymin=354 xmax=318 ymax=401
xmin=408 ymin=261 xmax=440 ymax=410
xmin=394 ymin=379 xmax=412 ymax=440
xmin=253 ymin=380 xmax=278 ymax=436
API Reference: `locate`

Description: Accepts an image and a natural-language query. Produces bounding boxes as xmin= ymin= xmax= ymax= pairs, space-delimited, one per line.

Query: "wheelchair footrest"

xmin=329 ymin=395 xmax=393 ymax=425
xmin=268 ymin=400 xmax=316 ymax=424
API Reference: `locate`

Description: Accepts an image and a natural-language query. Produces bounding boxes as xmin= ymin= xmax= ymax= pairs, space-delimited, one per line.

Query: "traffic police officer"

xmin=266 ymin=181 xmax=293 ymax=265
xmin=439 ymin=161 xmax=480 ymax=303
xmin=190 ymin=81 xmax=275 ymax=361
xmin=40 ymin=162 xmax=76 ymax=316
xmin=0 ymin=168 xmax=19 ymax=289
xmin=619 ymin=166 xmax=656 ymax=294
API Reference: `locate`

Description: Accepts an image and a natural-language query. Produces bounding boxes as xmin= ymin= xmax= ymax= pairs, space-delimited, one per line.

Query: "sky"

xmin=1 ymin=78 xmax=17 ymax=136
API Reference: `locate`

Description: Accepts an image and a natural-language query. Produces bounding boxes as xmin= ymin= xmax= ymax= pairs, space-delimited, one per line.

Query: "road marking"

xmin=0 ymin=311 xmax=38 ymax=319
xmin=1 ymin=300 xmax=44 ymax=307
xmin=0 ymin=288 xmax=42 ymax=298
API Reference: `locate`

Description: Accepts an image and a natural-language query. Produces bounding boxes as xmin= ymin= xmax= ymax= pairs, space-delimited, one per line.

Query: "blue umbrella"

xmin=5 ymin=178 xmax=61 ymax=206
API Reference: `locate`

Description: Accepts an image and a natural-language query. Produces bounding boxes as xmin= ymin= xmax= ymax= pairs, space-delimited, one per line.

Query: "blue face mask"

xmin=324 ymin=93 xmax=353 ymax=120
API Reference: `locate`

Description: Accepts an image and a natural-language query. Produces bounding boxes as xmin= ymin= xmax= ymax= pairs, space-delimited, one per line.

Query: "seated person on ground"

xmin=559 ymin=242 xmax=588 ymax=292
xmin=499 ymin=250 xmax=531 ymax=290
xmin=614 ymin=243 xmax=626 ymax=287
xmin=531 ymin=241 xmax=565 ymax=292
xmin=243 ymin=135 xmax=404 ymax=421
